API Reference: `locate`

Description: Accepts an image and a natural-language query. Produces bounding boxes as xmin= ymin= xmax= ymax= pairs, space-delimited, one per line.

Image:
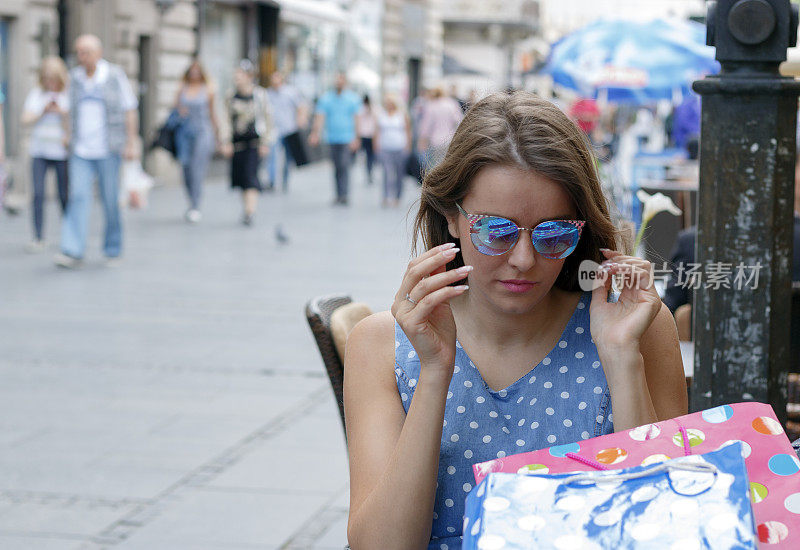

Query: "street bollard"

xmin=690 ymin=0 xmax=800 ymax=425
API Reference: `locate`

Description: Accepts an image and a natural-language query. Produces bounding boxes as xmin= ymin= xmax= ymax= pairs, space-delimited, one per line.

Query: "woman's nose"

xmin=507 ymin=230 xmax=536 ymax=272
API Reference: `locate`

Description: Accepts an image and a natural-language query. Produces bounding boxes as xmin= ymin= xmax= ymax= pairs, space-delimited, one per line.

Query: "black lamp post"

xmin=690 ymin=0 xmax=800 ymax=425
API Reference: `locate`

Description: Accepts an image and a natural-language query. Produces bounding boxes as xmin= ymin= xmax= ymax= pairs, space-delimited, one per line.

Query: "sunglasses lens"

xmin=532 ymin=221 xmax=580 ymax=259
xmin=471 ymin=217 xmax=519 ymax=256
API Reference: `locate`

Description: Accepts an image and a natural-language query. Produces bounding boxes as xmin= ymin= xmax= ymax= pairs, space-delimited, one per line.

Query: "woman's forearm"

xmin=208 ymin=99 xmax=220 ymax=140
xmin=348 ymin=367 xmax=450 ymax=550
xmin=597 ymin=345 xmax=658 ymax=431
xmin=21 ymin=110 xmax=43 ymax=126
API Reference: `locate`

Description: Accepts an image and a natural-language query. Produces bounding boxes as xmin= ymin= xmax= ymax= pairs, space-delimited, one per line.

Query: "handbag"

xmin=149 ymin=109 xmax=183 ymax=158
xmin=150 ymin=122 xmax=177 ymax=158
xmin=464 ymin=443 xmax=757 ymax=549
xmin=473 ymin=402 xmax=800 ymax=548
xmin=284 ymin=131 xmax=310 ymax=167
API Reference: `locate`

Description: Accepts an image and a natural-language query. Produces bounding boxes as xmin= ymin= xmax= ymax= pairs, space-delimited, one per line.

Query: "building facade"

xmin=381 ymin=0 xmax=443 ymax=103
xmin=0 ymin=0 xmax=198 ymax=200
xmin=441 ymin=0 xmax=540 ymax=95
xmin=0 ymin=0 xmax=380 ymax=202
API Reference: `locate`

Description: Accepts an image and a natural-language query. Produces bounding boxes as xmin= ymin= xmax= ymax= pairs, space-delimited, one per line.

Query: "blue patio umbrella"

xmin=544 ymin=18 xmax=719 ymax=104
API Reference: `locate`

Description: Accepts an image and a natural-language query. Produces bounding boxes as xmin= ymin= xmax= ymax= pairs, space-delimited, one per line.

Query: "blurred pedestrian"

xmin=266 ymin=71 xmax=306 ymax=193
xmin=0 ymin=88 xmax=5 ymax=165
xmin=21 ymin=57 xmax=70 ymax=252
xmin=417 ymin=85 xmax=462 ymax=169
xmin=671 ymin=92 xmax=701 ymax=157
xmin=308 ymin=72 xmax=361 ymax=205
xmin=357 ymin=95 xmax=377 ymax=185
xmin=374 ymin=94 xmax=411 ymax=208
xmin=0 ymin=88 xmax=6 ymax=210
xmin=55 ymin=34 xmax=138 ymax=268
xmin=174 ymin=59 xmax=220 ymax=224
xmin=410 ymin=87 xmax=429 ymax=146
xmin=568 ymin=98 xmax=600 ymax=136
xmin=221 ymin=60 xmax=274 ymax=226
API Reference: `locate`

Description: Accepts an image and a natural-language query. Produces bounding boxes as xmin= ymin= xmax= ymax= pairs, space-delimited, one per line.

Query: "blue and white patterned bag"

xmin=463 ymin=443 xmax=756 ymax=549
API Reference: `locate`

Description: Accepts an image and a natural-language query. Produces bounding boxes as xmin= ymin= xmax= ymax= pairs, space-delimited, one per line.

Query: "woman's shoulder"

xmin=346 ymin=311 xmax=395 ymax=361
xmin=345 ymin=311 xmax=398 ymax=384
xmin=350 ymin=310 xmax=394 ymax=339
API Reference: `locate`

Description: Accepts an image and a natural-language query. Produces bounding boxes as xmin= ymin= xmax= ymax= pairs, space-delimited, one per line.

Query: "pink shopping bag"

xmin=472 ymin=402 xmax=800 ymax=547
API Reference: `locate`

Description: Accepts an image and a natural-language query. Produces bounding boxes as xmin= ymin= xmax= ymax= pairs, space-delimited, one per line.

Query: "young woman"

xmin=175 ymin=59 xmax=220 ymax=223
xmin=21 ymin=57 xmax=70 ymax=251
xmin=344 ymin=92 xmax=687 ymax=549
xmin=374 ymin=93 xmax=412 ymax=208
xmin=221 ymin=60 xmax=273 ymax=226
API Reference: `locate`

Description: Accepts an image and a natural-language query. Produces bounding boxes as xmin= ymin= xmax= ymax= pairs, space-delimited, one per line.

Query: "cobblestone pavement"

xmin=0 ymin=158 xmax=419 ymax=549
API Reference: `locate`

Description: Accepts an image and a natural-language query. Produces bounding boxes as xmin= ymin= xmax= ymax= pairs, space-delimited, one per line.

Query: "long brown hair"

xmin=182 ymin=59 xmax=210 ymax=85
xmin=412 ymin=91 xmax=623 ymax=292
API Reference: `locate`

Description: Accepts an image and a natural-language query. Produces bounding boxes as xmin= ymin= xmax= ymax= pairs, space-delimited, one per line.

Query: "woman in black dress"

xmin=222 ymin=60 xmax=274 ymax=225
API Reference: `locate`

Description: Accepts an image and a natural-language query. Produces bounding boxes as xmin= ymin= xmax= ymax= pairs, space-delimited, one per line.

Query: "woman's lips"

xmin=499 ymin=280 xmax=537 ymax=293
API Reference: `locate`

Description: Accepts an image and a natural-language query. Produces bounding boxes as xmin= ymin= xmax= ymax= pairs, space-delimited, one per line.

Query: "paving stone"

xmin=208 ymin=444 xmax=349 ymax=496
xmin=114 ymin=488 xmax=330 ymax=548
xmin=0 ymin=535 xmax=86 ymax=550
xmin=311 ymin=512 xmax=349 ymax=550
xmin=0 ymin=500 xmax=137 ymax=537
xmin=0 ymin=160 xmax=413 ymax=546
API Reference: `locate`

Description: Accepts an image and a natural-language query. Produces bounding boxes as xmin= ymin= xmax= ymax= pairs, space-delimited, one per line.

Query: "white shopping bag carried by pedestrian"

xmin=121 ymin=160 xmax=154 ymax=209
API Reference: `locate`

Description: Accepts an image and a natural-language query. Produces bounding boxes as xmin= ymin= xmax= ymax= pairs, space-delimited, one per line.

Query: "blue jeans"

xmin=267 ymin=135 xmax=293 ymax=191
xmin=329 ymin=143 xmax=352 ymax=201
xmin=31 ymin=157 xmax=69 ymax=240
xmin=60 ymin=154 xmax=122 ymax=259
xmin=380 ymin=150 xmax=407 ymax=200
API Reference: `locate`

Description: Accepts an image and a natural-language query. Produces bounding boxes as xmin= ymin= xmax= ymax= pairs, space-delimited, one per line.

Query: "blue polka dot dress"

xmin=394 ymin=291 xmax=614 ymax=550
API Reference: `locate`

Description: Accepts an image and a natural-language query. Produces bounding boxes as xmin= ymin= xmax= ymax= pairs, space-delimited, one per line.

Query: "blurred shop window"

xmin=199 ymin=4 xmax=246 ymax=99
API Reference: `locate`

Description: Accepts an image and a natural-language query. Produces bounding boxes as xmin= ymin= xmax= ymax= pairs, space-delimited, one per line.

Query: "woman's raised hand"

xmin=391 ymin=243 xmax=471 ymax=378
xmin=589 ymin=248 xmax=662 ymax=351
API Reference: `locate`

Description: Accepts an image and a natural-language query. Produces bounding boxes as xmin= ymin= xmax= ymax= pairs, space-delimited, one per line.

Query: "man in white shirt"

xmin=55 ymin=34 xmax=139 ymax=268
xmin=266 ymin=71 xmax=306 ymax=192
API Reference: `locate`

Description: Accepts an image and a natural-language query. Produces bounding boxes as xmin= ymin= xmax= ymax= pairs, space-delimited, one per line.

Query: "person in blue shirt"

xmin=308 ymin=73 xmax=361 ymax=205
xmin=343 ymin=91 xmax=687 ymax=549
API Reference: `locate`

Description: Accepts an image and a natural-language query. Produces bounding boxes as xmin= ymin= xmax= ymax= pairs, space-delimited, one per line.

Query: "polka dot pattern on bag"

xmin=469 ymin=402 xmax=800 ymax=550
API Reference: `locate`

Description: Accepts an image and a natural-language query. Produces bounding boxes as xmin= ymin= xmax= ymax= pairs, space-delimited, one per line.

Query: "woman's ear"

xmin=446 ymin=214 xmax=460 ymax=240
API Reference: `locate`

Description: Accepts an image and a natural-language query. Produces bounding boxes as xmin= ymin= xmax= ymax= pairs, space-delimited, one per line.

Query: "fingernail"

xmin=599 ymin=248 xmax=611 ymax=252
xmin=456 ymin=265 xmax=473 ymax=274
xmin=441 ymin=242 xmax=456 ymax=250
xmin=442 ymin=247 xmax=460 ymax=257
xmin=454 ymin=285 xmax=469 ymax=291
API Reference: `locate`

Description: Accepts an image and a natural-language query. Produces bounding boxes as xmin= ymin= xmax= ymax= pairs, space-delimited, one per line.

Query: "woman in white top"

xmin=374 ymin=94 xmax=412 ymax=208
xmin=21 ymin=57 xmax=70 ymax=251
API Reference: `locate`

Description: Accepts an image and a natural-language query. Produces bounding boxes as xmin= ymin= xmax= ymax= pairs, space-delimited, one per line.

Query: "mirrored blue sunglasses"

xmin=456 ymin=203 xmax=585 ymax=259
